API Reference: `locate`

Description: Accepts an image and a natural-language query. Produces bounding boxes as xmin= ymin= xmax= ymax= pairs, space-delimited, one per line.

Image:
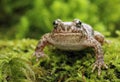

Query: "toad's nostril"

xmin=67 ymin=26 xmax=70 ymax=32
xmin=62 ymin=25 xmax=71 ymax=32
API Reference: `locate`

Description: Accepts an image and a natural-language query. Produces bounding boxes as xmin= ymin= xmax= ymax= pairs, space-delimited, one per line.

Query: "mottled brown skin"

xmin=33 ymin=19 xmax=108 ymax=75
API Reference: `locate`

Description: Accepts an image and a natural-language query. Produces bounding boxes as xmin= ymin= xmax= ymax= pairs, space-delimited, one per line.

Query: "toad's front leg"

xmin=86 ymin=37 xmax=108 ymax=76
xmin=33 ymin=34 xmax=50 ymax=61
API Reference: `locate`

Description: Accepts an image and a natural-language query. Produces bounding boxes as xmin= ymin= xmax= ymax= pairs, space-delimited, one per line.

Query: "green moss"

xmin=0 ymin=38 xmax=120 ymax=82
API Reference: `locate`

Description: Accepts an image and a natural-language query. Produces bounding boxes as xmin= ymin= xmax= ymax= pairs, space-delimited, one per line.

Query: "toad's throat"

xmin=49 ymin=33 xmax=86 ymax=50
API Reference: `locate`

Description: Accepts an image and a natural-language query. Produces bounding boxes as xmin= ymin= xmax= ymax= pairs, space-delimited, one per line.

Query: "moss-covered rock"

xmin=0 ymin=38 xmax=120 ymax=82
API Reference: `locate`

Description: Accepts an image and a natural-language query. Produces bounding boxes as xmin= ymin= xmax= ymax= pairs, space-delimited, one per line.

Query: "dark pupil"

xmin=78 ymin=21 xmax=81 ymax=25
xmin=53 ymin=21 xmax=58 ymax=28
xmin=76 ymin=21 xmax=81 ymax=27
xmin=53 ymin=21 xmax=56 ymax=25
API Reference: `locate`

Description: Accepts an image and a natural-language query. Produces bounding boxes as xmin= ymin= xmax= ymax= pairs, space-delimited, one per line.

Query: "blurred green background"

xmin=0 ymin=0 xmax=120 ymax=39
xmin=0 ymin=0 xmax=120 ymax=81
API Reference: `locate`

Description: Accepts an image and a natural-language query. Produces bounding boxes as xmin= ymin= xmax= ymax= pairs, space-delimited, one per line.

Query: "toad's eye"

xmin=53 ymin=20 xmax=58 ymax=29
xmin=76 ymin=20 xmax=82 ymax=28
xmin=74 ymin=19 xmax=82 ymax=28
xmin=53 ymin=19 xmax=62 ymax=29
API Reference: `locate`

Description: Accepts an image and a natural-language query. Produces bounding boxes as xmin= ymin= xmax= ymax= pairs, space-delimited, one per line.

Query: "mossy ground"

xmin=0 ymin=38 xmax=120 ymax=82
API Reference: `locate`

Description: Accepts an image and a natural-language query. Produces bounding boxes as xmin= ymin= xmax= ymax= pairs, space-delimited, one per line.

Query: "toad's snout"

xmin=54 ymin=23 xmax=81 ymax=33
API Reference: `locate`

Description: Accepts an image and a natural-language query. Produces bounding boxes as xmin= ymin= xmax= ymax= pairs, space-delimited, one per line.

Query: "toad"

xmin=33 ymin=19 xmax=108 ymax=75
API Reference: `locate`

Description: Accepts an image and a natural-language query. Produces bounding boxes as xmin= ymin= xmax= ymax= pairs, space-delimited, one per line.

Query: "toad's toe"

xmin=92 ymin=60 xmax=108 ymax=76
xmin=33 ymin=51 xmax=46 ymax=61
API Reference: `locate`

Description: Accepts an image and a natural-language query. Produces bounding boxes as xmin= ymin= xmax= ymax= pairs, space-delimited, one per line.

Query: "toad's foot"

xmin=92 ymin=60 xmax=108 ymax=76
xmin=33 ymin=52 xmax=47 ymax=61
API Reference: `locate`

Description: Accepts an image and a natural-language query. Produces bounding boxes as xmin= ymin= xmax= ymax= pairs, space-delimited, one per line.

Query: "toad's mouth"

xmin=53 ymin=29 xmax=82 ymax=33
xmin=52 ymin=32 xmax=83 ymax=36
